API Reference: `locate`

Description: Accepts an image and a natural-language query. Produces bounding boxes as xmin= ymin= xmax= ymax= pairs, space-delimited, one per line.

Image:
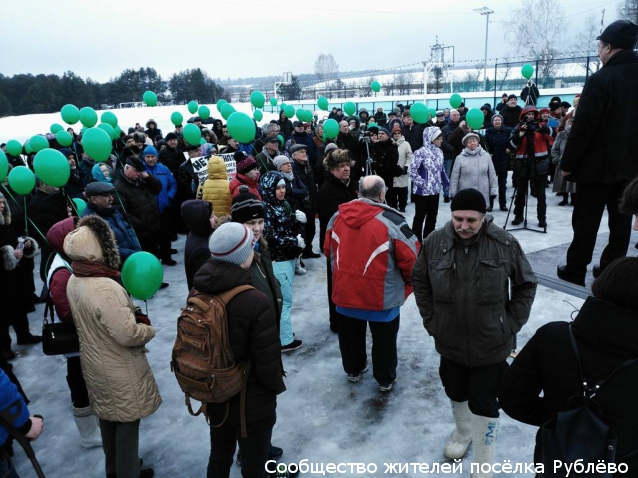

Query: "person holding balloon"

xmin=64 ymin=215 xmax=161 ymax=478
xmin=60 ymin=148 xmax=87 ymax=199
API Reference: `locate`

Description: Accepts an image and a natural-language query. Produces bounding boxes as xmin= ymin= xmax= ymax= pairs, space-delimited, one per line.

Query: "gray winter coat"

xmin=412 ymin=217 xmax=537 ymax=367
xmin=449 ymin=146 xmax=498 ymax=205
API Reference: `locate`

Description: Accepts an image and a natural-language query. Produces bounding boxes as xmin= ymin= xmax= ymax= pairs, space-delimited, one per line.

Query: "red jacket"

xmin=324 ymin=199 xmax=420 ymax=311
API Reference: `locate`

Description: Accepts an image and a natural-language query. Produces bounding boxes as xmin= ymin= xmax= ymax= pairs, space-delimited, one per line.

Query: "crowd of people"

xmin=1 ymin=18 xmax=638 ymax=478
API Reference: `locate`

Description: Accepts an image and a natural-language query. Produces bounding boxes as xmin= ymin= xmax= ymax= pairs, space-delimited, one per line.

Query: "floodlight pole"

xmin=474 ymin=7 xmax=494 ymax=93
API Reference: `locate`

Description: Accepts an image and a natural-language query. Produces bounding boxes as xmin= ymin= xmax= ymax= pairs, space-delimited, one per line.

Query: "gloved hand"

xmin=295 ymin=210 xmax=307 ymax=224
xmin=296 ymin=234 xmax=306 ymax=250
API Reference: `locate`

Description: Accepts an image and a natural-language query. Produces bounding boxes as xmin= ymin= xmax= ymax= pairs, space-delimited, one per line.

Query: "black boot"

xmin=511 ymin=216 xmax=523 ymax=226
xmin=558 ymin=194 xmax=568 ymax=206
xmin=486 ymin=197 xmax=494 ymax=212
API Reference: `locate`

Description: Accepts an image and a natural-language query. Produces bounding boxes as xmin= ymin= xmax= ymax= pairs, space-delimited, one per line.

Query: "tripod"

xmin=503 ymin=181 xmax=547 ymax=233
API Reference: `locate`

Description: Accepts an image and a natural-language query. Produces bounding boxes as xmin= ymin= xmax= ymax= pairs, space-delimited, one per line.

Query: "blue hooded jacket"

xmin=143 ymin=146 xmax=177 ymax=213
xmin=0 ymin=369 xmax=30 ymax=446
xmin=82 ymin=202 xmax=141 ymax=260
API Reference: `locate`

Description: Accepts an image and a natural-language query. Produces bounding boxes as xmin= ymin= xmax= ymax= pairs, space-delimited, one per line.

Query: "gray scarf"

xmin=280 ymin=171 xmax=294 ymax=181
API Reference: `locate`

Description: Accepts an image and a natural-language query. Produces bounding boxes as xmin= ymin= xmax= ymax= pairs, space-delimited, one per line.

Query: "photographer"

xmin=509 ymin=106 xmax=555 ymax=228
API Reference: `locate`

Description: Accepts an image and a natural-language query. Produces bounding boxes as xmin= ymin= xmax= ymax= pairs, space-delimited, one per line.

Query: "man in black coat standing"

xmin=557 ymin=20 xmax=638 ymax=286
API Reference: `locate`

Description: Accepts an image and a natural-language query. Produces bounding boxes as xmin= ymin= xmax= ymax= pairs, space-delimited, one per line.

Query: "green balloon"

xmin=466 ymin=108 xmax=485 ymax=130
xmin=198 ymin=105 xmax=211 ymax=120
xmin=6 ymin=140 xmax=22 ymax=156
xmin=277 ymin=134 xmax=284 ymax=146
xmin=8 ymin=166 xmax=35 ymax=195
xmin=113 ymin=125 xmax=122 ymax=138
xmin=430 ymin=108 xmax=437 ymax=119
xmin=284 ymin=105 xmax=295 ymax=119
xmin=98 ymin=123 xmax=118 ymax=140
xmin=101 ymin=111 xmax=118 ymax=128
xmin=61 ymin=104 xmax=80 ymax=125
xmin=50 ymin=123 xmax=64 ymax=134
xmin=29 ymin=135 xmax=49 ymax=153
xmin=269 ymin=97 xmax=278 ymax=107
xmin=344 ymin=102 xmax=356 ymax=116
xmin=450 ymin=94 xmax=462 ymax=109
xmin=171 ymin=111 xmax=183 ymax=126
xmin=323 ymin=119 xmax=339 ymax=139
xmin=143 ymin=91 xmax=158 ymax=106
xmin=56 ymin=130 xmax=73 ymax=147
xmin=317 ymin=97 xmax=329 ymax=111
xmin=25 ymin=141 xmax=33 ymax=155
xmin=216 ymin=99 xmax=227 ymax=113
xmin=371 ymin=81 xmax=381 ymax=92
xmin=183 ymin=123 xmax=202 ymax=146
xmin=33 ymin=148 xmax=70 ymax=187
xmin=250 ymin=91 xmax=266 ymax=108
xmin=521 ymin=64 xmax=534 ymax=80
xmin=188 ymin=101 xmax=199 ymax=114
xmin=80 ymin=107 xmax=98 ymax=128
xmin=121 ymin=251 xmax=164 ymax=300
xmin=0 ymin=151 xmax=8 ymax=182
xmin=410 ymin=103 xmax=429 ymax=124
xmin=253 ymin=110 xmax=263 ymax=122
xmin=199 ymin=138 xmax=206 ymax=145
xmin=5 ymin=140 xmax=22 ymax=157
xmin=72 ymin=198 xmax=87 ymax=215
xmin=281 ymin=103 xmax=287 ymax=111
xmin=82 ymin=127 xmax=112 ymax=162
xmin=227 ymin=112 xmax=256 ymax=143
xmin=221 ymin=103 xmax=236 ymax=120
xmin=296 ymin=109 xmax=308 ymax=122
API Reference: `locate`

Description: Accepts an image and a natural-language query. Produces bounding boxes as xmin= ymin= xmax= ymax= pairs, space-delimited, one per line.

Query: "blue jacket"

xmin=143 ymin=162 xmax=177 ymax=213
xmin=82 ymin=203 xmax=142 ymax=260
xmin=0 ymin=369 xmax=30 ymax=446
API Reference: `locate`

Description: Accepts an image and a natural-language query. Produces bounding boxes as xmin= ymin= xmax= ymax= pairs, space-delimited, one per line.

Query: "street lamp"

xmin=474 ymin=6 xmax=494 ymax=92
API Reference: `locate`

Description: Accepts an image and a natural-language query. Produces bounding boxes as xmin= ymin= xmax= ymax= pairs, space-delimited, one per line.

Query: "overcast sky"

xmin=1 ymin=0 xmax=619 ymax=84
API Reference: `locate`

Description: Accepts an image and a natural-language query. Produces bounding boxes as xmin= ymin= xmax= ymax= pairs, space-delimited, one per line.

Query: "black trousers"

xmin=338 ymin=313 xmax=400 ymax=386
xmin=412 ymin=194 xmax=440 ymax=243
xmin=566 ymin=182 xmax=632 ymax=277
xmin=303 ymin=210 xmax=316 ymax=254
xmin=138 ymin=234 xmax=160 ymax=258
xmin=326 ymin=258 xmax=338 ymax=332
xmin=497 ymin=172 xmax=508 ymax=208
xmin=514 ymin=175 xmax=546 ymax=220
xmin=100 ymin=419 xmax=141 ymax=478
xmin=207 ymin=415 xmax=273 ymax=478
xmin=388 ymin=187 xmax=408 ymax=212
xmin=66 ymin=356 xmax=90 ymax=408
xmin=0 ymin=312 xmax=32 ymax=351
xmin=439 ymin=356 xmax=507 ymax=418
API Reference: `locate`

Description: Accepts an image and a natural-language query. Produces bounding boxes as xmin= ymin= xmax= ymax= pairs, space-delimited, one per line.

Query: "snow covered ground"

xmin=8 ymin=189 xmax=637 ymax=478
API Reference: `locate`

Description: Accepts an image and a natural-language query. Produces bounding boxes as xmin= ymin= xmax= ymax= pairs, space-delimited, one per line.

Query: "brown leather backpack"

xmin=171 ymin=285 xmax=253 ymax=437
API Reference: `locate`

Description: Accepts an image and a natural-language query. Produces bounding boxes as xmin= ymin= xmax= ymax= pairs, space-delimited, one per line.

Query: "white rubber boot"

xmin=72 ymin=406 xmax=102 ymax=448
xmin=470 ymin=415 xmax=500 ymax=478
xmin=443 ymin=401 xmax=473 ymax=459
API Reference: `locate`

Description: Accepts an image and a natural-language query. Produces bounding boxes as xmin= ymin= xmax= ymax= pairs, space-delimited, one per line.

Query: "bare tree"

xmin=617 ymin=0 xmax=638 ymax=24
xmin=499 ymin=59 xmax=512 ymax=90
xmin=314 ymin=53 xmax=339 ymax=85
xmin=572 ymin=13 xmax=602 ymax=75
xmin=395 ymin=72 xmax=415 ymax=95
xmin=429 ymin=66 xmax=445 ymax=93
xmin=505 ymin=0 xmax=566 ymax=83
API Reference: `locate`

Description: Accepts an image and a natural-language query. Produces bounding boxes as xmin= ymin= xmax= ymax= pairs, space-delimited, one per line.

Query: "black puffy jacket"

xmin=180 ymin=199 xmax=213 ymax=290
xmin=193 ymin=260 xmax=285 ymax=430
xmin=371 ymin=140 xmax=400 ymax=188
xmin=499 ymin=297 xmax=638 ymax=473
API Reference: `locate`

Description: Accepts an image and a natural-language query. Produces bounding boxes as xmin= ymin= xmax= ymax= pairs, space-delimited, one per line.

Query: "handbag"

xmin=41 ymin=278 xmax=80 ymax=356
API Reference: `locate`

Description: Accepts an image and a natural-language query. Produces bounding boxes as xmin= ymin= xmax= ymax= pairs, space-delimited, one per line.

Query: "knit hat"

xmin=231 ymin=188 xmax=265 ymax=224
xmin=461 ymin=133 xmax=480 ymax=146
xmin=273 ymin=155 xmax=290 ymax=170
xmin=491 ymin=113 xmax=504 ymax=125
xmin=165 ymin=132 xmax=178 ymax=141
xmin=430 ymin=128 xmax=442 ymax=142
xmin=236 ymin=155 xmax=257 ymax=175
xmin=379 ymin=127 xmax=391 ymax=136
xmin=451 ymin=188 xmax=486 ymax=214
xmin=324 ymin=143 xmax=338 ymax=154
xmin=209 ymin=223 xmax=254 ymax=266
xmin=391 ymin=124 xmax=402 ymax=134
xmin=507 ymin=94 xmax=517 ymax=101
xmin=143 ymin=145 xmax=158 ymax=157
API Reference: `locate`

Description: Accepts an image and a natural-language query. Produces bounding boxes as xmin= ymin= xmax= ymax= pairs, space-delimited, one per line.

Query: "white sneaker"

xmin=379 ymin=379 xmax=397 ymax=392
xmin=347 ymin=365 xmax=369 ymax=383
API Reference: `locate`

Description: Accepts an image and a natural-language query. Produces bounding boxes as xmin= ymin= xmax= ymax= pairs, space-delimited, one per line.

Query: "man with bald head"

xmin=324 ymin=175 xmax=420 ymax=392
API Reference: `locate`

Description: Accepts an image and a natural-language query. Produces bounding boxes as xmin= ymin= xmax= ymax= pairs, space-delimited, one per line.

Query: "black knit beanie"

xmin=451 ymin=188 xmax=486 ymax=214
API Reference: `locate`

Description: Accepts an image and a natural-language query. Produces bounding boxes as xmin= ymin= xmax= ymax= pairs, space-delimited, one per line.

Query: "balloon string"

xmin=1 ymin=184 xmax=51 ymax=248
xmin=24 ymin=196 xmax=28 ymax=236
xmin=144 ymin=300 xmax=148 ymax=315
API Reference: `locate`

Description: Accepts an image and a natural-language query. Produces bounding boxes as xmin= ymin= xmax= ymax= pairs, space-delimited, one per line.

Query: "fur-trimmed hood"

xmin=0 ymin=196 xmax=10 ymax=226
xmin=63 ymin=215 xmax=121 ymax=270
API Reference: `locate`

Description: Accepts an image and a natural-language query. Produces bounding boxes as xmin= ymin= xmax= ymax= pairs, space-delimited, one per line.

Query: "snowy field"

xmin=8 ymin=186 xmax=636 ymax=478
